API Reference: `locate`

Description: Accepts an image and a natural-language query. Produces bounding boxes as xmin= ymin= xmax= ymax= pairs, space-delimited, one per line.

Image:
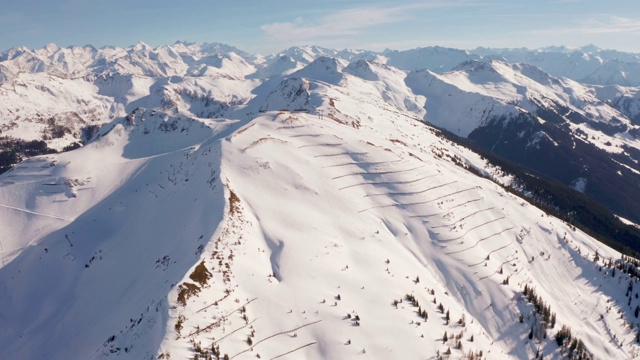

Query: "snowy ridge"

xmin=0 ymin=41 xmax=253 ymax=82
xmin=2 ymin=42 xmax=640 ymax=151
xmin=406 ymin=59 xmax=639 ymax=144
xmin=1 ymin=59 xmax=640 ymax=360
xmin=473 ymin=45 xmax=640 ymax=87
xmin=2 ymin=42 xmax=640 ymax=220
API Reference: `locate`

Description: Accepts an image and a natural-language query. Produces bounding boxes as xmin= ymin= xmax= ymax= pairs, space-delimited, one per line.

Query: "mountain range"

xmin=2 ymin=42 xmax=640 ymax=359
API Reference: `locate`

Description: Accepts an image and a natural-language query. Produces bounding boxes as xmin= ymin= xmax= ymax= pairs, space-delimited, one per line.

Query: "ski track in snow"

xmin=0 ymin=203 xmax=71 ymax=221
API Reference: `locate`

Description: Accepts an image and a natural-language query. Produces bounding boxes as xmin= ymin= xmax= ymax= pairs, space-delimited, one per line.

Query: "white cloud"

xmin=259 ymin=2 xmax=455 ymax=48
xmin=534 ymin=15 xmax=640 ymax=36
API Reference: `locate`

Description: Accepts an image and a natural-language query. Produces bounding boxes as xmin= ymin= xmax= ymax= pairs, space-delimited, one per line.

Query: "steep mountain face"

xmin=2 ymin=59 xmax=640 ymax=360
xmin=594 ymin=85 xmax=640 ymax=124
xmin=404 ymin=59 xmax=640 ymax=223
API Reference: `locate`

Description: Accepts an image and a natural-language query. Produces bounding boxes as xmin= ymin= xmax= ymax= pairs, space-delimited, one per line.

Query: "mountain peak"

xmin=344 ymin=59 xmax=379 ymax=81
xmin=451 ymin=59 xmax=502 ymax=73
xmin=291 ymin=56 xmax=346 ymax=84
xmin=580 ymin=44 xmax=602 ymax=53
xmin=131 ymin=41 xmax=151 ymax=52
xmin=43 ymin=42 xmax=61 ymax=53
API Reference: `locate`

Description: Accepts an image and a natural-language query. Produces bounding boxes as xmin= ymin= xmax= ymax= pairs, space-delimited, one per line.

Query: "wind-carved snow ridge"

xmin=2 ymin=44 xmax=640 ymax=360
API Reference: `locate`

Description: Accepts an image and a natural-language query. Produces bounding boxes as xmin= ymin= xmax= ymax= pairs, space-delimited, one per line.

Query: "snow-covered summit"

xmin=0 ymin=41 xmax=253 ymax=82
xmin=290 ymin=56 xmax=347 ymax=85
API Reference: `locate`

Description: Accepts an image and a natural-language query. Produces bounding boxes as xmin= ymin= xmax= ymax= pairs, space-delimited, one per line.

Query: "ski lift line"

xmin=359 ymin=187 xmax=476 ymax=213
xmin=430 ymin=207 xmax=496 ymax=229
xmin=400 ymin=187 xmax=477 ymax=208
xmin=7 ymin=174 xmax=51 ymax=178
xmin=322 ymin=159 xmax=402 ymax=169
xmin=427 ymin=187 xmax=477 ymax=203
xmin=339 ymin=173 xmax=438 ymax=191
xmin=187 ymin=297 xmax=258 ymax=338
xmin=487 ymin=244 xmax=514 ymax=257
xmin=314 ymin=152 xmax=367 ymax=158
xmin=447 ymin=198 xmax=483 ymax=211
xmin=230 ymin=320 xmax=322 ymax=359
xmin=437 ymin=216 xmax=507 ymax=242
xmin=455 ymin=207 xmax=496 ymax=223
xmin=211 ymin=318 xmax=260 ymax=345
xmin=364 ymin=180 xmax=457 ymax=198
xmin=412 ymin=212 xmax=446 ymax=219
xmin=196 ymin=292 xmax=233 ymax=313
xmin=323 ymin=162 xmax=361 ymax=169
xmin=332 ymin=164 xmax=425 ymax=180
xmin=468 ymin=243 xmax=513 ymax=267
xmin=0 ymin=203 xmax=71 ymax=221
xmin=298 ymin=143 xmax=343 ymax=149
xmin=290 ymin=132 xmax=343 ymax=140
xmin=270 ymin=342 xmax=318 ymax=360
xmin=478 ymin=254 xmax=519 ymax=280
xmin=445 ymin=227 xmax=515 ymax=255
xmin=429 ymin=222 xmax=452 ymax=230
xmin=511 ymin=265 xmax=525 ymax=277
xmin=289 ymin=134 xmax=322 ymax=138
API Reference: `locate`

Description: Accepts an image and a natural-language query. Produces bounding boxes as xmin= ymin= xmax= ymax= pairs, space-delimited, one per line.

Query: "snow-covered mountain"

xmin=3 ymin=42 xmax=640 ymax=359
xmin=404 ymin=58 xmax=640 ymax=223
xmin=0 ymin=42 xmax=259 ymax=166
xmin=473 ymin=45 xmax=640 ymax=87
xmin=406 ymin=59 xmax=631 ymax=137
xmin=3 ymin=41 xmax=640 ymax=220
xmin=379 ymin=45 xmax=640 ymax=87
xmin=3 ymin=55 xmax=640 ymax=360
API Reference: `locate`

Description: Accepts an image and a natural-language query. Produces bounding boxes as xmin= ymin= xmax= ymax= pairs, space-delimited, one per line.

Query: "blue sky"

xmin=1 ymin=0 xmax=639 ymax=54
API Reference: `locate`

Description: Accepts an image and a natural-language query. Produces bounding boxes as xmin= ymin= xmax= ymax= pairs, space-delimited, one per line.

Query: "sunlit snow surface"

xmin=0 ymin=63 xmax=638 ymax=360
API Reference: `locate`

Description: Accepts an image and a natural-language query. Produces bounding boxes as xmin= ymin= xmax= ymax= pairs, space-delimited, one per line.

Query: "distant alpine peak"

xmin=451 ymin=59 xmax=500 ymax=72
xmin=290 ymin=56 xmax=347 ymax=85
xmin=131 ymin=41 xmax=151 ymax=52
xmin=42 ymin=42 xmax=61 ymax=53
